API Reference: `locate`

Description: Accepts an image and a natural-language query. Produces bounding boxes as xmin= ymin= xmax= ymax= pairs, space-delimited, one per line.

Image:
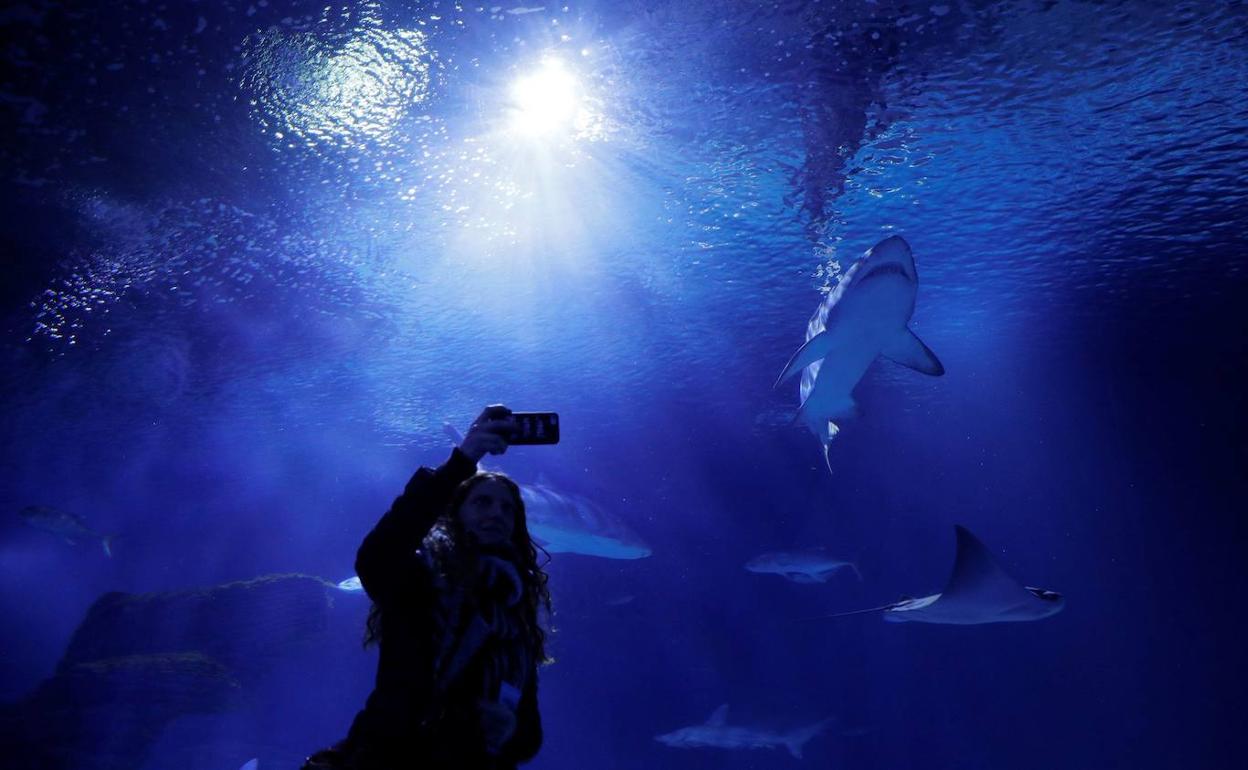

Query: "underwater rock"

xmin=0 ymin=653 xmax=238 ymax=770
xmin=60 ymin=573 xmax=336 ymax=683
xmin=0 ymin=574 xmax=341 ymax=770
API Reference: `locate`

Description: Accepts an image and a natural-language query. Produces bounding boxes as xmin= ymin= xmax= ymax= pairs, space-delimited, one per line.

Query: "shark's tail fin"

xmin=784 ymin=716 xmax=835 ymax=759
xmin=101 ymin=535 xmax=115 ymax=558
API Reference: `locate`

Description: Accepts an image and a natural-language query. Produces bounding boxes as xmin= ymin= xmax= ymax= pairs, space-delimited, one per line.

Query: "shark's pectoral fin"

xmin=775 ymin=331 xmax=833 ymax=387
xmin=881 ymin=328 xmax=944 ymax=376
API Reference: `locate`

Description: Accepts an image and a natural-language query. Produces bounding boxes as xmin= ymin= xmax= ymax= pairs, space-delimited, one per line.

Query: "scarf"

xmin=429 ymin=551 xmax=531 ymax=704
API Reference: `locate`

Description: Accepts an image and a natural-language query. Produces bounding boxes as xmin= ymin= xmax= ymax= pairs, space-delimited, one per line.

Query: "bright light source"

xmin=509 ymin=59 xmax=582 ymax=137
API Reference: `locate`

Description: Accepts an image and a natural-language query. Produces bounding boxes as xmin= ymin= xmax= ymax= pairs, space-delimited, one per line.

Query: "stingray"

xmin=822 ymin=526 xmax=1064 ymax=625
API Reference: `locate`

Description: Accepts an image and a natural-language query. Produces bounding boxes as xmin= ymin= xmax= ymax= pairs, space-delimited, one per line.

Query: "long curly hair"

xmin=364 ymin=472 xmax=553 ymax=664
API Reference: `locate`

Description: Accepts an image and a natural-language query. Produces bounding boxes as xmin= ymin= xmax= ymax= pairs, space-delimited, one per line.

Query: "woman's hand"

xmin=458 ymin=404 xmax=515 ymax=463
xmin=478 ymin=699 xmax=519 ymax=753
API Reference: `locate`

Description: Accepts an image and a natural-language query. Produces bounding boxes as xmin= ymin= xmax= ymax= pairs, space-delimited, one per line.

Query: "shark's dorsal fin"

xmin=443 ymin=423 xmax=465 ymax=446
xmin=706 ymin=704 xmax=729 ymax=726
xmin=881 ymin=328 xmax=944 ymax=376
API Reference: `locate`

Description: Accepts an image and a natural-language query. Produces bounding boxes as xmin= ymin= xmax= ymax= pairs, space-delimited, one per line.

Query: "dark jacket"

xmin=332 ymin=449 xmax=542 ymax=770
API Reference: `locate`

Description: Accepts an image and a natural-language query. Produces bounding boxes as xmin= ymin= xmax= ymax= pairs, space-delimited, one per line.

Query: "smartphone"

xmin=508 ymin=412 xmax=560 ymax=445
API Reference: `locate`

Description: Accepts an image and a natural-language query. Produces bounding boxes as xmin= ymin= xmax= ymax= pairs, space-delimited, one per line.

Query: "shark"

xmin=822 ymin=526 xmax=1065 ymax=625
xmin=745 ymin=549 xmax=862 ymax=583
xmin=774 ymin=235 xmax=944 ymax=471
xmin=19 ymin=505 xmax=115 ymax=557
xmin=655 ymin=704 xmax=832 ymax=759
xmin=443 ymin=423 xmax=651 ymax=559
xmin=521 ymin=479 xmax=652 ymax=559
xmin=334 ymin=576 xmax=364 ymax=593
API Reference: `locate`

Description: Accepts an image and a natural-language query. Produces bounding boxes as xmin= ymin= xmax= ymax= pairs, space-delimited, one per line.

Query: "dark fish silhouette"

xmin=19 ymin=505 xmax=115 ymax=557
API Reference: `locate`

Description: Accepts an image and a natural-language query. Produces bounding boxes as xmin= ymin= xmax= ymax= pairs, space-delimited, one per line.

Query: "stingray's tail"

xmin=797 ymin=602 xmax=897 ymax=622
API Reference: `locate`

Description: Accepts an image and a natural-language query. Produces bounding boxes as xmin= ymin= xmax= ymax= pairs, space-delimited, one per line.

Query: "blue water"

xmin=1 ymin=0 xmax=1245 ymax=767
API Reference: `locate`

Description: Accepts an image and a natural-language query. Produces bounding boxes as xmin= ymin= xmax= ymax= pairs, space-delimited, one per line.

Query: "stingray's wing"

xmin=929 ymin=526 xmax=1051 ymax=622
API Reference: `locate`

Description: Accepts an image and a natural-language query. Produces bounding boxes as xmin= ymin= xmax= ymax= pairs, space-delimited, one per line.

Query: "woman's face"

xmin=459 ymin=478 xmax=518 ymax=547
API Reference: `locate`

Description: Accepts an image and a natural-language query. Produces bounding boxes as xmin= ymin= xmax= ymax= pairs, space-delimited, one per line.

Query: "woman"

xmin=304 ymin=405 xmax=552 ymax=769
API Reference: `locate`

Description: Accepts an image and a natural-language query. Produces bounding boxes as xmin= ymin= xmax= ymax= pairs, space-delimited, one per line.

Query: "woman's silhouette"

xmin=304 ymin=405 xmax=551 ymax=769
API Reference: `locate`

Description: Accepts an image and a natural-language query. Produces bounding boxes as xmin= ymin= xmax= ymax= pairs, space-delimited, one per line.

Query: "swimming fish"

xmin=443 ymin=424 xmax=650 ymax=559
xmin=821 ymin=526 xmax=1065 ymax=625
xmin=19 ymin=505 xmax=115 ymax=557
xmin=521 ymin=479 xmax=652 ymax=560
xmin=744 ymin=550 xmax=862 ymax=583
xmin=334 ymin=576 xmax=364 ymax=593
xmin=775 ymin=235 xmax=943 ymax=471
xmin=655 ymin=704 xmax=831 ymax=759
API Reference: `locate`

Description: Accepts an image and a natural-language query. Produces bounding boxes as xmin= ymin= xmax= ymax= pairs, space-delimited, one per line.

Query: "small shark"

xmin=821 ymin=526 xmax=1065 ymax=625
xmin=745 ymin=550 xmax=862 ymax=583
xmin=656 ymin=704 xmax=831 ymax=759
xmin=521 ymin=480 xmax=652 ymax=560
xmin=775 ymin=235 xmax=943 ymax=471
xmin=334 ymin=576 xmax=364 ymax=593
xmin=19 ymin=505 xmax=115 ymax=557
xmin=443 ymin=423 xmax=650 ymax=559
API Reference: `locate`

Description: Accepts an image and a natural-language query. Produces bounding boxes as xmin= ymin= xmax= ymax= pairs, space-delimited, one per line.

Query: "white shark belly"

xmin=799 ymin=337 xmax=879 ymax=425
xmin=530 ymin=524 xmax=651 ymax=559
xmin=691 ymin=727 xmax=784 ymax=751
